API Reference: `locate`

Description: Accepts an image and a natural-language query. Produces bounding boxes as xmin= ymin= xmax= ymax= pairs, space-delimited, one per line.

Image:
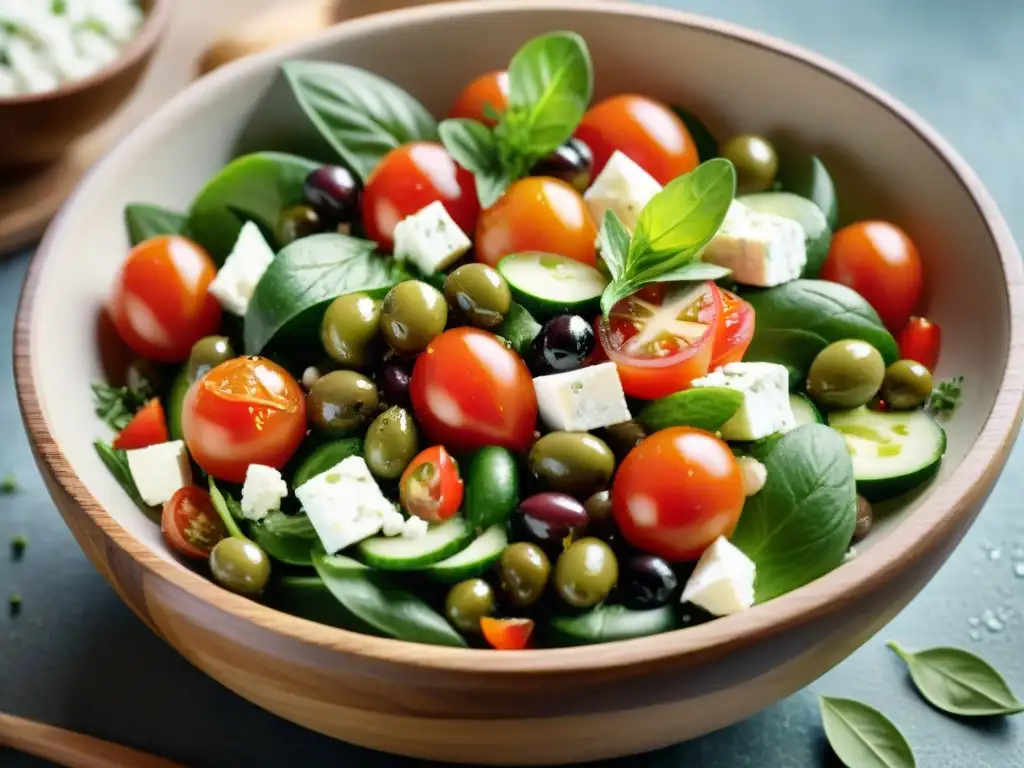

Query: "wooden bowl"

xmin=0 ymin=0 xmax=171 ymax=168
xmin=14 ymin=2 xmax=1024 ymax=763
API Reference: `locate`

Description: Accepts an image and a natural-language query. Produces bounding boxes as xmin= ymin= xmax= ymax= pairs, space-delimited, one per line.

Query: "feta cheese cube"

xmin=294 ymin=456 xmax=397 ymax=554
xmin=533 ymin=362 xmax=632 ymax=432
xmin=692 ymin=362 xmax=795 ymax=441
xmin=240 ymin=464 xmax=288 ymax=521
xmin=125 ymin=440 xmax=192 ymax=506
xmin=208 ymin=221 xmax=276 ymax=315
xmin=681 ymin=536 xmax=756 ymax=616
xmin=738 ymin=456 xmax=767 ymax=496
xmin=703 ymin=201 xmax=806 ymax=287
xmin=393 ymin=201 xmax=471 ymax=275
xmin=402 ymin=516 xmax=429 ymax=539
xmin=380 ymin=506 xmax=407 ymax=537
xmin=584 ymin=150 xmax=662 ymax=231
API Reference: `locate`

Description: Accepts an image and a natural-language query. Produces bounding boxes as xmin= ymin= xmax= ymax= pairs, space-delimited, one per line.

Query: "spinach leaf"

xmin=124 ymin=204 xmax=188 ymax=246
xmin=730 ymin=424 xmax=856 ymax=602
xmin=93 ymin=440 xmax=158 ymax=523
xmin=493 ymin=301 xmax=542 ymax=356
xmin=291 ymin=437 xmax=364 ymax=489
xmin=819 ymin=696 xmax=915 ymax=768
xmin=637 ymin=387 xmax=743 ymax=432
xmin=252 ymin=511 xmax=318 ymax=566
xmin=776 ymin=151 xmax=839 ymax=230
xmin=273 ymin=575 xmax=378 ymax=632
xmin=282 ymin=61 xmax=437 ymax=182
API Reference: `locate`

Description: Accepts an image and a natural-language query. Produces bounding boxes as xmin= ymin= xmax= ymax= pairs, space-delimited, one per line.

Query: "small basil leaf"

xmin=252 ymin=512 xmax=318 ymax=566
xmin=819 ymin=696 xmax=916 ymax=768
xmin=887 ymin=641 xmax=1024 ymax=716
xmin=637 ymin=387 xmax=743 ymax=432
xmin=476 ymin=166 xmax=514 ymax=209
xmin=599 ymin=278 xmax=638 ymax=318
xmin=494 ymin=302 xmax=542 ymax=356
xmin=124 ymin=204 xmax=188 ymax=246
xmin=93 ymin=440 xmax=158 ymax=523
xmin=598 ymin=209 xmax=630 ymax=282
xmin=438 ymin=118 xmax=498 ymax=175
xmin=654 ymin=261 xmax=732 ymax=283
xmin=671 ymin=106 xmax=719 ymax=162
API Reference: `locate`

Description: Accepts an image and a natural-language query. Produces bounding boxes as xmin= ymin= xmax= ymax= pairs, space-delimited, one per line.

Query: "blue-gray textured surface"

xmin=2 ymin=0 xmax=1023 ymax=765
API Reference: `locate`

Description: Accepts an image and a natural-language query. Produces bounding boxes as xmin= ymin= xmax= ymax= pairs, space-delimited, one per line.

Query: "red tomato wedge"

xmin=113 ymin=398 xmax=169 ymax=450
xmin=161 ymin=487 xmax=228 ymax=561
xmin=481 ymin=617 xmax=535 ymax=650
xmin=710 ymin=290 xmax=755 ymax=369
xmin=898 ymin=316 xmax=941 ymax=372
xmin=400 ymin=446 xmax=464 ymax=522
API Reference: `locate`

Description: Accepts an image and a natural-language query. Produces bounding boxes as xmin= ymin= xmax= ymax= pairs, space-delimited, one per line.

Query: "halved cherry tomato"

xmin=108 ymin=235 xmax=221 ymax=362
xmin=597 ymin=281 xmax=724 ymax=400
xmin=113 ymin=398 xmax=169 ymax=451
xmin=575 ymin=94 xmax=699 ymax=185
xmin=161 ymin=486 xmax=229 ymax=560
xmin=410 ymin=328 xmax=537 ymax=452
xmin=400 ymin=446 xmax=464 ymax=522
xmin=449 ymin=70 xmax=509 ymax=125
xmin=481 ymin=617 xmax=534 ymax=650
xmin=710 ymin=290 xmax=755 ymax=369
xmin=475 ymin=177 xmax=597 ymax=268
xmin=898 ymin=316 xmax=941 ymax=372
xmin=361 ymin=142 xmax=480 ymax=251
xmin=182 ymin=357 xmax=306 ymax=483
xmin=821 ymin=221 xmax=923 ymax=331
xmin=612 ymin=426 xmax=744 ymax=562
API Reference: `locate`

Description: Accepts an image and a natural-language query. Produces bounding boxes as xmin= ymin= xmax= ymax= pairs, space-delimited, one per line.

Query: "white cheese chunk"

xmin=584 ymin=150 xmax=663 ymax=231
xmin=402 ymin=516 xmax=429 ymax=539
xmin=681 ymin=536 xmax=756 ymax=616
xmin=240 ymin=464 xmax=288 ymax=522
xmin=301 ymin=366 xmax=322 ymax=390
xmin=392 ymin=200 xmax=471 ymax=275
xmin=533 ymin=362 xmax=632 ymax=432
xmin=692 ymin=362 xmax=795 ymax=441
xmin=703 ymin=201 xmax=807 ymax=287
xmin=125 ymin=440 xmax=192 ymax=507
xmin=380 ymin=506 xmax=407 ymax=538
xmin=737 ymin=456 xmax=767 ymax=496
xmin=208 ymin=221 xmax=276 ymax=316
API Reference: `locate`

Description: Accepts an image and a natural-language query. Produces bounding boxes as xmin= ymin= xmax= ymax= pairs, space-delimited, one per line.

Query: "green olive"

xmin=444 ymin=264 xmax=511 ymax=328
xmin=881 ymin=359 xmax=933 ymax=410
xmin=721 ymin=133 xmax=779 ymax=194
xmin=379 ymin=280 xmax=448 ymax=353
xmin=806 ymin=339 xmax=886 ymax=410
xmin=363 ymin=405 xmax=419 ymax=479
xmin=307 ymin=371 xmax=379 ymax=435
xmin=321 ymin=293 xmax=382 ymax=368
xmin=554 ymin=537 xmax=618 ymax=608
xmin=276 ymin=204 xmax=322 ymax=246
xmin=528 ymin=432 xmax=615 ymax=498
xmin=498 ymin=542 xmax=551 ymax=607
xmin=445 ymin=578 xmax=496 ymax=633
xmin=187 ymin=336 xmax=235 ymax=382
xmin=209 ymin=538 xmax=271 ymax=596
xmin=599 ymin=420 xmax=647 ymax=461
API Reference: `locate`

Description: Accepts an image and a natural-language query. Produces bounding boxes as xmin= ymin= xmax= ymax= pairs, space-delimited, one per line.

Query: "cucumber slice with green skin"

xmin=165 ymin=367 xmax=191 ymax=442
xmin=498 ymin=252 xmax=609 ymax=320
xmin=827 ymin=406 xmax=946 ymax=501
xmin=357 ymin=517 xmax=474 ymax=570
xmin=425 ymin=524 xmax=508 ymax=583
xmin=738 ymin=191 xmax=832 ymax=277
xmin=790 ymin=392 xmax=824 ymax=426
xmin=546 ymin=605 xmax=677 ymax=646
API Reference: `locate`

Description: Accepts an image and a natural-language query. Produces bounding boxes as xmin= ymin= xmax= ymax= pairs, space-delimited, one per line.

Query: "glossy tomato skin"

xmin=575 ymin=94 xmax=699 ymax=185
xmin=182 ymin=357 xmax=306 ymax=483
xmin=821 ymin=221 xmax=923 ymax=331
xmin=109 ymin=235 xmax=221 ymax=362
xmin=162 ymin=487 xmax=228 ymax=561
xmin=475 ymin=177 xmax=597 ymax=268
xmin=710 ymin=290 xmax=755 ymax=369
xmin=898 ymin=316 xmax=941 ymax=372
xmin=361 ymin=142 xmax=480 ymax=250
xmin=400 ymin=445 xmax=464 ymax=522
xmin=410 ymin=328 xmax=538 ymax=452
xmin=480 ymin=617 xmax=534 ymax=650
xmin=449 ymin=70 xmax=509 ymax=125
xmin=612 ymin=427 xmax=744 ymax=562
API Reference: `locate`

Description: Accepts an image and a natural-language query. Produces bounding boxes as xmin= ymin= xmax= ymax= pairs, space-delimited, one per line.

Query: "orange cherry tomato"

xmin=820 ymin=221 xmax=923 ymax=331
xmin=612 ymin=427 xmax=744 ymax=562
xmin=898 ymin=316 xmax=941 ymax=372
xmin=475 ymin=177 xmax=597 ymax=268
xmin=481 ymin=617 xmax=534 ymax=650
xmin=161 ymin=487 xmax=229 ymax=561
xmin=400 ymin=445 xmax=464 ymax=523
xmin=113 ymin=398 xmax=169 ymax=451
xmin=410 ymin=328 xmax=538 ymax=452
xmin=182 ymin=357 xmax=306 ymax=483
xmin=449 ymin=70 xmax=509 ymax=125
xmin=575 ymin=94 xmax=699 ymax=185
xmin=108 ymin=235 xmax=221 ymax=362
xmin=710 ymin=290 xmax=755 ymax=369
xmin=361 ymin=142 xmax=480 ymax=250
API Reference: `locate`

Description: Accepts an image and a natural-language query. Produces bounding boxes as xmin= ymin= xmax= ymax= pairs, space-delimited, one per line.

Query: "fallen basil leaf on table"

xmin=819 ymin=696 xmax=915 ymax=768
xmin=887 ymin=641 xmax=1024 ymax=716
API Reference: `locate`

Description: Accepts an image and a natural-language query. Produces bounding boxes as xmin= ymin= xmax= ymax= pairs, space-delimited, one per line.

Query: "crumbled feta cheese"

xmin=380 ymin=506 xmax=406 ymax=537
xmin=301 ymin=366 xmax=322 ymax=390
xmin=533 ymin=362 xmax=632 ymax=432
xmin=702 ymin=201 xmax=807 ymax=287
xmin=124 ymin=440 xmax=191 ymax=507
xmin=738 ymin=456 xmax=767 ymax=496
xmin=692 ymin=362 xmax=795 ymax=441
xmin=240 ymin=464 xmax=288 ymax=522
xmin=393 ymin=200 xmax=471 ymax=275
xmin=584 ymin=150 xmax=662 ymax=231
xmin=681 ymin=536 xmax=756 ymax=616
xmin=208 ymin=221 xmax=276 ymax=316
xmin=402 ymin=516 xmax=429 ymax=539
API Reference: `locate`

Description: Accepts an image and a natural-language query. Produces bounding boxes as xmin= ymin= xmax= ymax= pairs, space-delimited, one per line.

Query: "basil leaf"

xmin=598 ymin=210 xmax=630 ymax=281
xmin=820 ymin=697 xmax=915 ymax=768
xmin=494 ymin=302 xmax=542 ymax=356
xmin=438 ymin=118 xmax=498 ymax=174
xmin=637 ymin=387 xmax=743 ymax=432
xmin=282 ymin=61 xmax=437 ymax=182
xmin=654 ymin=261 xmax=732 ymax=283
xmin=475 ymin=166 xmax=514 ymax=209
xmin=124 ymin=204 xmax=188 ymax=246
xmin=730 ymin=424 xmax=856 ymax=602
xmin=93 ymin=440 xmax=158 ymax=523
xmin=887 ymin=641 xmax=1024 ymax=716
xmin=91 ymin=381 xmax=148 ymax=431
xmin=671 ymin=106 xmax=718 ymax=162
xmin=244 ymin=233 xmax=399 ymax=354
xmin=252 ymin=512 xmax=317 ymax=566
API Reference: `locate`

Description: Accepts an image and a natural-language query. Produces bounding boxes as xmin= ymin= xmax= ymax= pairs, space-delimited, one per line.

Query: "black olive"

xmin=378 ymin=363 xmax=412 ymax=408
xmin=528 ymin=315 xmax=595 ymax=375
xmin=529 ymin=137 xmax=594 ymax=192
xmin=303 ymin=165 xmax=360 ymax=227
xmin=623 ymin=555 xmax=679 ymax=609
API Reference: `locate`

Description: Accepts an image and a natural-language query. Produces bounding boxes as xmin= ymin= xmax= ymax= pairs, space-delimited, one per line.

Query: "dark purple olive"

xmin=528 ymin=315 xmax=595 ymax=375
xmin=529 ymin=137 xmax=594 ymax=192
xmin=517 ymin=492 xmax=589 ymax=549
xmin=303 ymin=165 xmax=360 ymax=227
xmin=378 ymin=362 xmax=413 ymax=407
xmin=277 ymin=204 xmax=324 ymax=246
xmin=623 ymin=555 xmax=679 ymax=609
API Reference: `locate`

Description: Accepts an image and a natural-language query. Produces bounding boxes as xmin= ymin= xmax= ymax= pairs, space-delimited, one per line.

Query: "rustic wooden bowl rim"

xmin=15 ymin=0 xmax=1024 ymax=675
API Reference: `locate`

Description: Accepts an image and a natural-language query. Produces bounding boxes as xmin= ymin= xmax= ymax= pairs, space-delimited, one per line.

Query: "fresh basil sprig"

xmin=819 ymin=696 xmax=916 ymax=768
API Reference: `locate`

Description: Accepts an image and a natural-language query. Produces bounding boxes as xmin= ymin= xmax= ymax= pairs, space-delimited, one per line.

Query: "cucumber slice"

xmin=498 ymin=252 xmax=608 ymax=320
xmin=738 ymin=191 xmax=832 ymax=277
xmin=425 ymin=524 xmax=508 ymax=583
xmin=358 ymin=517 xmax=473 ymax=570
xmin=790 ymin=393 xmax=824 ymax=426
xmin=546 ymin=605 xmax=677 ymax=646
xmin=827 ymin=406 xmax=946 ymax=501
xmin=165 ymin=367 xmax=191 ymax=442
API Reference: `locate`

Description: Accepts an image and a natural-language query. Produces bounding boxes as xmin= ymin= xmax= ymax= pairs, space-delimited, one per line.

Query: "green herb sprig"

xmin=927 ymin=375 xmax=964 ymax=417
xmin=92 ymin=381 xmax=150 ymax=432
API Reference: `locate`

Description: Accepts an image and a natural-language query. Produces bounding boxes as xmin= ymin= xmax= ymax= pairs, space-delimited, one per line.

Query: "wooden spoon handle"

xmin=0 ymin=713 xmax=186 ymax=768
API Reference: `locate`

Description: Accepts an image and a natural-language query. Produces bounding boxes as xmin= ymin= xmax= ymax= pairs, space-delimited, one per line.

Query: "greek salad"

xmin=93 ymin=32 xmax=958 ymax=650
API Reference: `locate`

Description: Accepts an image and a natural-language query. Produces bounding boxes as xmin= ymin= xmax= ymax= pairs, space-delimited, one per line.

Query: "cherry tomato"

xmin=575 ymin=94 xmax=699 ymax=185
xmin=182 ymin=357 xmax=306 ymax=483
xmin=475 ymin=177 xmax=597 ymax=268
xmin=898 ymin=316 xmax=941 ymax=372
xmin=820 ymin=221 xmax=923 ymax=331
xmin=710 ymin=290 xmax=755 ymax=369
xmin=113 ymin=398 xmax=169 ymax=451
xmin=361 ymin=142 xmax=480 ymax=250
xmin=449 ymin=70 xmax=509 ymax=125
xmin=612 ymin=427 xmax=744 ymax=562
xmin=161 ymin=487 xmax=229 ymax=561
xmin=400 ymin=445 xmax=464 ymax=522
xmin=481 ymin=617 xmax=534 ymax=650
xmin=108 ymin=235 xmax=221 ymax=362
xmin=597 ymin=281 xmax=724 ymax=400
xmin=410 ymin=328 xmax=537 ymax=452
